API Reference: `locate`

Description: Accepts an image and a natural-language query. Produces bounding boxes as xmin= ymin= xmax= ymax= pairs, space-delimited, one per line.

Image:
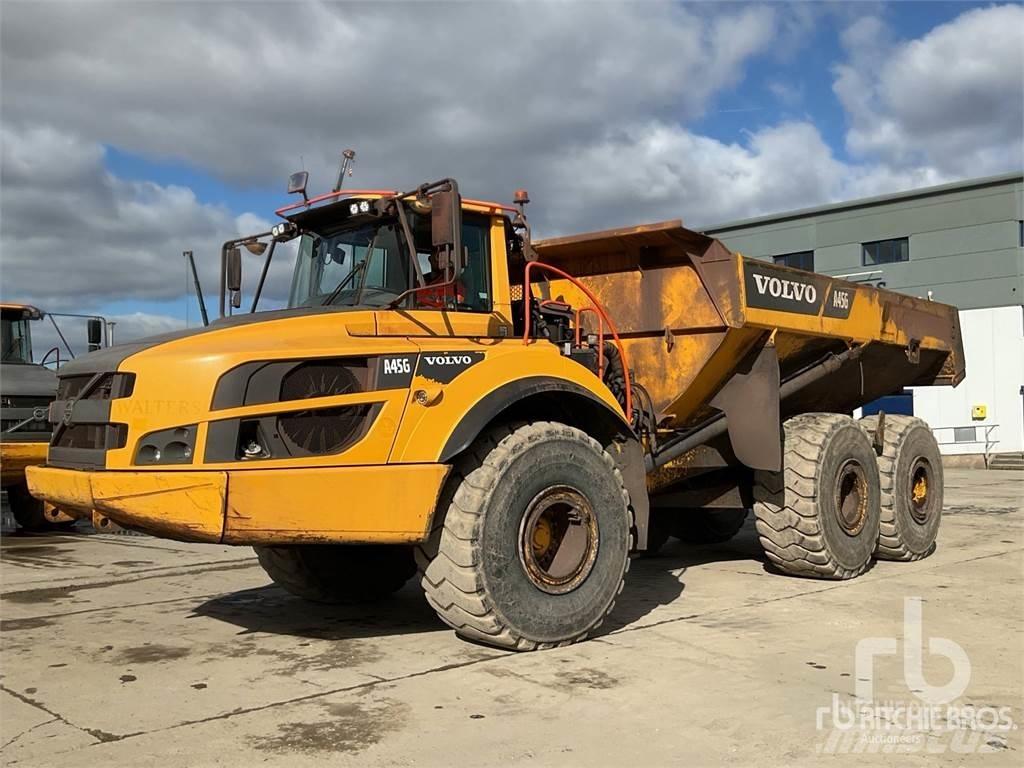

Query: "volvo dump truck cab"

xmin=27 ymin=173 xmax=964 ymax=649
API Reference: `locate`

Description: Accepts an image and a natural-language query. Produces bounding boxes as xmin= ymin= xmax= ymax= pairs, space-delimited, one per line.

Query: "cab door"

xmin=367 ymin=214 xmax=513 ymax=340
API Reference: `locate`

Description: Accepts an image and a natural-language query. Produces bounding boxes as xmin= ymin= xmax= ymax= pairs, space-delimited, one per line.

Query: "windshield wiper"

xmin=321 ymin=259 xmax=368 ymax=306
xmin=352 ymin=228 xmax=383 ymax=307
xmin=320 ymin=226 xmax=384 ymax=307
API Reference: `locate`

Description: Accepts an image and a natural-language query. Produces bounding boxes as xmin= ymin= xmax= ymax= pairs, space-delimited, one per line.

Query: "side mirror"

xmin=287 ymin=171 xmax=309 ymax=202
xmin=227 ymin=247 xmax=242 ymax=308
xmin=87 ymin=318 xmax=103 ymax=351
xmin=431 ymin=185 xmax=463 ymax=273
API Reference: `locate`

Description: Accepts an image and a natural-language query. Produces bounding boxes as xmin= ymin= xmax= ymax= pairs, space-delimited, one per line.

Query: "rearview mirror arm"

xmin=250 ymin=239 xmax=277 ymax=314
xmin=392 ymin=200 xmax=424 ymax=303
xmin=185 ymin=250 xmax=210 ymax=326
xmin=219 ymin=242 xmax=228 ymax=318
xmin=46 ymin=313 xmax=76 ymax=360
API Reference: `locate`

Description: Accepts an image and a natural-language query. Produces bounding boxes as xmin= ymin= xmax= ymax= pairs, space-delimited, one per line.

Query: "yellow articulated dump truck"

xmin=27 ymin=172 xmax=964 ymax=650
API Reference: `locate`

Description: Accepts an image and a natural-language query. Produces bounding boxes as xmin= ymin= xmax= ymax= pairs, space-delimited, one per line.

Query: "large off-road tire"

xmin=8 ymin=483 xmax=50 ymax=531
xmin=254 ymin=544 xmax=416 ymax=603
xmin=670 ymin=508 xmax=749 ymax=544
xmin=753 ymin=413 xmax=881 ymax=579
xmin=417 ymin=421 xmax=633 ymax=650
xmin=859 ymin=414 xmax=943 ymax=561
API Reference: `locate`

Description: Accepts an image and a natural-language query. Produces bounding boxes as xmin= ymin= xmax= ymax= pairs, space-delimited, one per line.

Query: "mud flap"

xmin=611 ymin=437 xmax=651 ymax=550
xmin=710 ymin=343 xmax=781 ymax=471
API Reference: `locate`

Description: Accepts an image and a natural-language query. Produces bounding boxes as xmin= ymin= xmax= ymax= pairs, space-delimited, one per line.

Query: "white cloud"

xmin=0 ymin=124 xmax=293 ymax=313
xmin=768 ymin=80 xmax=803 ymax=108
xmin=0 ymin=1 xmax=782 ymax=202
xmin=545 ymin=119 xmax=944 ymax=230
xmin=27 ymin=311 xmax=186 ymax=363
xmin=0 ymin=1 xmax=1020 ymax=333
xmin=834 ymin=4 xmax=1024 ymax=176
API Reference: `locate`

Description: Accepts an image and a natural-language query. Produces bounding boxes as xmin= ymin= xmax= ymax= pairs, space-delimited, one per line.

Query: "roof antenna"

xmin=333 ymin=149 xmax=356 ymax=192
xmin=512 ymin=188 xmax=538 ymax=262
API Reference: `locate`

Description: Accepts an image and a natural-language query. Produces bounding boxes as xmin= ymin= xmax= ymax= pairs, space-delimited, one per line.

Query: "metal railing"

xmin=934 ymin=424 xmax=1000 ymax=468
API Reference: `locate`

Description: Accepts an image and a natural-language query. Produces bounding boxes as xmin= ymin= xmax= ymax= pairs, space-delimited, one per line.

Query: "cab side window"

xmin=459 ymin=215 xmax=491 ymax=312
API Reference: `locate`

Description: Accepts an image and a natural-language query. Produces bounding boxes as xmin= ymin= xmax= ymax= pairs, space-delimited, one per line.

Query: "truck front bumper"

xmin=25 ymin=463 xmax=451 ymax=545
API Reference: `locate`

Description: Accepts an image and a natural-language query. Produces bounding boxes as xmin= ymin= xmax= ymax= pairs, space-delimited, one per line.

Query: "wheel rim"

xmin=909 ymin=458 xmax=934 ymax=524
xmin=518 ymin=485 xmax=599 ymax=594
xmin=834 ymin=460 xmax=869 ymax=536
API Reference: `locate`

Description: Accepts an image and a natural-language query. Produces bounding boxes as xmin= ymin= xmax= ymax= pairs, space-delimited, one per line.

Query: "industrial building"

xmin=704 ymin=171 xmax=1024 ymax=466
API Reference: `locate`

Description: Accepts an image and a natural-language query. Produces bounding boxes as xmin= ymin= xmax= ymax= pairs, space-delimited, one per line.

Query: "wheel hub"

xmin=835 ymin=460 xmax=869 ymax=536
xmin=909 ymin=459 xmax=933 ymax=524
xmin=519 ymin=485 xmax=599 ymax=595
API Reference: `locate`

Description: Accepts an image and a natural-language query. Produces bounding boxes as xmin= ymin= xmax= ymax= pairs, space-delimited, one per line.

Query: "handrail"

xmin=275 ymin=189 xmax=399 ymax=217
xmin=934 ymin=423 xmax=999 ymax=468
xmin=574 ymin=306 xmax=605 ymax=378
xmin=39 ymin=346 xmax=62 ymax=370
xmin=522 ymin=260 xmax=632 ymax=420
xmin=275 ymin=189 xmax=519 ymax=218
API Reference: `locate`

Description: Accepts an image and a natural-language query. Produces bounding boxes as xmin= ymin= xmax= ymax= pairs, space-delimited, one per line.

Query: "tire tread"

xmin=753 ymin=413 xmax=874 ymax=579
xmin=416 ymin=421 xmax=633 ymax=650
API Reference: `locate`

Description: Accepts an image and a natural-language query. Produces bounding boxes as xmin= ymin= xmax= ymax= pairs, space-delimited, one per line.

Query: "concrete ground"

xmin=1 ymin=469 xmax=1021 ymax=767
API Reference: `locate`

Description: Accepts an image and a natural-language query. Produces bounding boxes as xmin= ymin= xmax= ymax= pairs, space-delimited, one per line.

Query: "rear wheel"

xmin=753 ymin=413 xmax=880 ymax=579
xmin=254 ymin=544 xmax=416 ymax=603
xmin=670 ymin=508 xmax=748 ymax=544
xmin=417 ymin=421 xmax=633 ymax=650
xmin=859 ymin=415 xmax=942 ymax=560
xmin=8 ymin=483 xmax=50 ymax=531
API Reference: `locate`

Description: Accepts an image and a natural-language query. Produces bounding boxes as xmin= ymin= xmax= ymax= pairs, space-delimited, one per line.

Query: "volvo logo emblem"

xmin=62 ymin=399 xmax=76 ymax=426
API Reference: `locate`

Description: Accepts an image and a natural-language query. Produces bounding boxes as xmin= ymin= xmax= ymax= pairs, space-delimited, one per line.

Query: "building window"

xmin=772 ymin=251 xmax=814 ymax=271
xmin=862 ymin=237 xmax=909 ymax=266
xmin=953 ymin=426 xmax=976 ymax=443
xmin=1019 ymin=221 xmax=1023 ymax=247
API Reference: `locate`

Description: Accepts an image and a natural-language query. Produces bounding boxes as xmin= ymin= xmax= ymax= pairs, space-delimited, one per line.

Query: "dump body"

xmin=533 ymin=220 xmax=963 ymax=492
xmin=538 ymin=222 xmax=957 ymax=403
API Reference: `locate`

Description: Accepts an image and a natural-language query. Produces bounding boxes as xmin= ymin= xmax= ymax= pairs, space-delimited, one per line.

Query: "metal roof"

xmin=702 ymin=171 xmax=1023 ymax=234
xmin=0 ymin=302 xmax=42 ymax=317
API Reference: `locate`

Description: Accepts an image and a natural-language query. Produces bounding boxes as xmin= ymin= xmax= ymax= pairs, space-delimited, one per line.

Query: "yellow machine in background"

xmin=27 ymin=168 xmax=963 ymax=649
xmin=2 ymin=303 xmax=59 ymax=529
xmin=2 ymin=304 xmax=107 ymax=529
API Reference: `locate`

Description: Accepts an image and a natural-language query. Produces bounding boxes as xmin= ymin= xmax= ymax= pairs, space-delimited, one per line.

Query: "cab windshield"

xmin=288 ymin=219 xmax=411 ymax=308
xmin=1 ymin=313 xmax=33 ymax=364
xmin=287 ymin=212 xmax=492 ymax=311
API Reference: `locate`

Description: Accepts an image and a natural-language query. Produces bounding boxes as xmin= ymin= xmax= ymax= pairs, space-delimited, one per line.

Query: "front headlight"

xmin=134 ymin=425 xmax=197 ymax=465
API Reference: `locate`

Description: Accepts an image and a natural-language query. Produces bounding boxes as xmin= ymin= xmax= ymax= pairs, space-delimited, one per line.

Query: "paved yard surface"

xmin=1 ymin=469 xmax=1021 ymax=767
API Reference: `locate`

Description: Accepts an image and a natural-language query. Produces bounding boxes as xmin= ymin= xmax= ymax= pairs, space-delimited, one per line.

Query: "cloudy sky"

xmin=1 ymin=1 xmax=1021 ymax=354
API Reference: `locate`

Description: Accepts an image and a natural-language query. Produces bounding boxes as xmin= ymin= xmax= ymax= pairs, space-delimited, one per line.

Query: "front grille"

xmin=52 ymin=423 xmax=127 ymax=451
xmin=0 ymin=420 xmax=51 ymax=437
xmin=56 ymin=373 xmax=135 ymax=401
xmin=1 ymin=395 xmax=52 ymax=440
xmin=48 ymin=371 xmax=134 ymax=469
xmin=4 ymin=395 xmax=52 ymax=409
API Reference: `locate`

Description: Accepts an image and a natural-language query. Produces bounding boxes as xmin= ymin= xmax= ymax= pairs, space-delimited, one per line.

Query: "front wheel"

xmin=8 ymin=483 xmax=50 ymax=531
xmin=254 ymin=544 xmax=417 ymax=603
xmin=417 ymin=421 xmax=633 ymax=650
